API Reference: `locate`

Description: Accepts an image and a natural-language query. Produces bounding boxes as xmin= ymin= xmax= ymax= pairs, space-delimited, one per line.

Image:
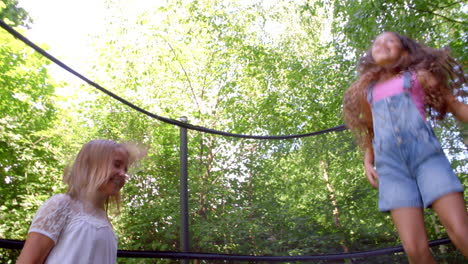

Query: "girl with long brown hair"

xmin=343 ymin=32 xmax=468 ymax=263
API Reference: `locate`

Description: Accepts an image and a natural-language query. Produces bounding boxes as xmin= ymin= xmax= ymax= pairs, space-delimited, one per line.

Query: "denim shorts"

xmin=369 ymin=74 xmax=464 ymax=212
xmin=374 ymin=123 xmax=464 ymax=212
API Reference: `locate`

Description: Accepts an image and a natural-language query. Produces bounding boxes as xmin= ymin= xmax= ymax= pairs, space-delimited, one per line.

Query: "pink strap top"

xmin=371 ymin=73 xmax=426 ymax=119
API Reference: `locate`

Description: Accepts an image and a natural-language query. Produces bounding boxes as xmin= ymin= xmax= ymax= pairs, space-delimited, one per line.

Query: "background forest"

xmin=0 ymin=0 xmax=467 ymax=263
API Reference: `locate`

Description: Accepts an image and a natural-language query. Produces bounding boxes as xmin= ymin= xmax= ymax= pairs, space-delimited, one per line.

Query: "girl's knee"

xmin=446 ymin=224 xmax=468 ymax=246
xmin=404 ymin=243 xmax=430 ymax=255
xmin=443 ymin=216 xmax=468 ymax=238
xmin=403 ymin=241 xmax=432 ymax=258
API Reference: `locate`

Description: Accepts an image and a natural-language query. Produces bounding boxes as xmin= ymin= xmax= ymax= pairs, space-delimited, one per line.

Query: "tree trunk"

xmin=197 ymin=134 xmax=216 ymax=219
xmin=320 ymin=160 xmax=351 ymax=263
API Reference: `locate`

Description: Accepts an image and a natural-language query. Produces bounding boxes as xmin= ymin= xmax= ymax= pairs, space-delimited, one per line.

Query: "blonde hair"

xmin=63 ymin=139 xmax=145 ymax=211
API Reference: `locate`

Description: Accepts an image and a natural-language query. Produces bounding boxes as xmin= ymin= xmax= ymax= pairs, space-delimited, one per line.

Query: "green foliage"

xmin=0 ymin=0 xmax=31 ymax=27
xmin=1 ymin=0 xmax=466 ymax=263
xmin=0 ymin=30 xmax=64 ymax=261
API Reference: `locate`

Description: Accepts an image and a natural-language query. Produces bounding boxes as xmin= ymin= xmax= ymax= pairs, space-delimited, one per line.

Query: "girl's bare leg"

xmin=391 ymin=207 xmax=436 ymax=264
xmin=432 ymin=192 xmax=468 ymax=258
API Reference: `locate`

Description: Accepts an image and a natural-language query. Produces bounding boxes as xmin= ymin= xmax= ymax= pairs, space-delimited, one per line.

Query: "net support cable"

xmin=0 ymin=19 xmax=347 ymax=140
xmin=0 ymin=238 xmax=452 ymax=262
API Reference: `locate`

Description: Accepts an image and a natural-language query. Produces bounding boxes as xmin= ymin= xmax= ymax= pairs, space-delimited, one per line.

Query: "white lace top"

xmin=29 ymin=194 xmax=117 ymax=264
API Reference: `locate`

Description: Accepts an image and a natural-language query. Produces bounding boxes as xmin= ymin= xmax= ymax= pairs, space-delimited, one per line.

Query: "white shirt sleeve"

xmin=28 ymin=194 xmax=71 ymax=244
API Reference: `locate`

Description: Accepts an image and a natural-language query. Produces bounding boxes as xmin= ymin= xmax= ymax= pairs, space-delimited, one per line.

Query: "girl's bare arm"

xmin=446 ymin=94 xmax=468 ymax=123
xmin=17 ymin=232 xmax=54 ymax=264
xmin=417 ymin=70 xmax=467 ymax=123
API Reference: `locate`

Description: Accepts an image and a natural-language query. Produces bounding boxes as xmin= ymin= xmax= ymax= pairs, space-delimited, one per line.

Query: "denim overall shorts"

xmin=368 ymin=72 xmax=464 ymax=211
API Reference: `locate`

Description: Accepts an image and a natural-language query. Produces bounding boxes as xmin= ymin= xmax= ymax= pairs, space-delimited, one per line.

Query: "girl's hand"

xmin=364 ymin=161 xmax=379 ymax=188
xmin=364 ymin=147 xmax=379 ymax=188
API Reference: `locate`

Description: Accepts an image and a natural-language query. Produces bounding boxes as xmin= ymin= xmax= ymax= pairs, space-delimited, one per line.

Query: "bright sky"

xmin=16 ymin=0 xmax=281 ymax=85
xmin=16 ymin=0 xmax=165 ymax=97
xmin=17 ymin=0 xmax=110 ymax=83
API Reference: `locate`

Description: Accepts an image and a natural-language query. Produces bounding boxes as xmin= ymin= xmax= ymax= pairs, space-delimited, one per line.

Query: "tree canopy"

xmin=1 ymin=0 xmax=467 ymax=263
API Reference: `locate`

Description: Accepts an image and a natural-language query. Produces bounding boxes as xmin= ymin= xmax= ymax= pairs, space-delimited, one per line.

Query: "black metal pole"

xmin=179 ymin=116 xmax=189 ymax=264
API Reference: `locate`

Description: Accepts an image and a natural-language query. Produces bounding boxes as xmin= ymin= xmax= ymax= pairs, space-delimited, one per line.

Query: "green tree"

xmin=0 ymin=0 xmax=31 ymax=27
xmin=0 ymin=30 xmax=63 ymax=262
xmin=1 ymin=0 xmax=466 ymax=263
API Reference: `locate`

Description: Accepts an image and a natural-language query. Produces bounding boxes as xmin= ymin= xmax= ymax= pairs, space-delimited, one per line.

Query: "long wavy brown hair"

xmin=343 ymin=32 xmax=466 ymax=151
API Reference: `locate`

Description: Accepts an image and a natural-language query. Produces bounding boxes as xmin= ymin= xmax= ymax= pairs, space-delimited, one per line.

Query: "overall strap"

xmin=367 ymin=81 xmax=375 ymax=103
xmin=403 ymin=71 xmax=412 ymax=91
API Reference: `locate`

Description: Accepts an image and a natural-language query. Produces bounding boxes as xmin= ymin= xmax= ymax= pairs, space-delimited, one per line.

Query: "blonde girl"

xmin=18 ymin=139 xmax=146 ymax=264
